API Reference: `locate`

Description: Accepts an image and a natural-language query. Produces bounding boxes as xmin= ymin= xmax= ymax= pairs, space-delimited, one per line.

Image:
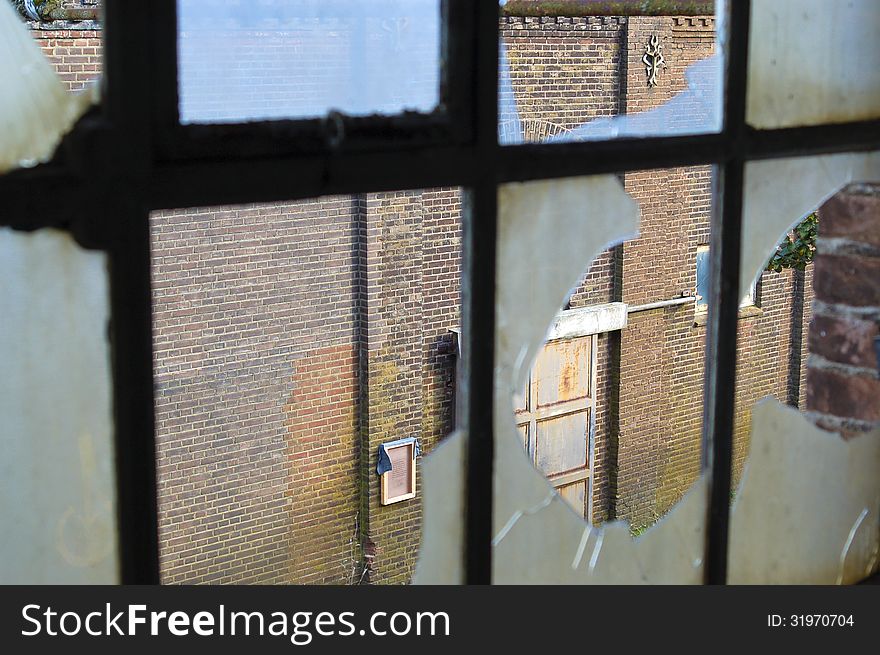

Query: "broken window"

xmin=499 ymin=1 xmax=724 ymax=144
xmin=1 ymin=0 xmax=879 ymax=587
xmin=724 ymin=153 xmax=880 ymax=584
xmin=0 ymin=1 xmax=111 ymax=584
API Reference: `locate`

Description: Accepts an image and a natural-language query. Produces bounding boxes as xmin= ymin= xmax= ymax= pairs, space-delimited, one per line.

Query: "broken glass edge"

xmin=0 ymin=1 xmax=99 ymax=174
xmin=740 ymin=152 xmax=880 ymax=302
xmin=415 ymin=159 xmax=880 ymax=584
xmin=412 ymin=430 xmax=466 ymax=584
xmin=729 ymin=400 xmax=880 ymax=584
xmin=731 ymin=150 xmax=880 ymax=584
xmin=489 ymin=174 xmax=708 ymax=584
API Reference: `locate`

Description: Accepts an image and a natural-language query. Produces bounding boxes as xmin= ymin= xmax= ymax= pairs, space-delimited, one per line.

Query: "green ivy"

xmin=766 ymin=213 xmax=818 ymax=273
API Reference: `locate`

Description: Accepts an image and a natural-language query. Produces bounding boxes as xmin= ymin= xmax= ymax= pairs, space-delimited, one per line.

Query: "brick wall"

xmin=30 ymin=21 xmax=101 ymax=92
xmin=501 ymin=16 xmax=625 ymax=139
xmin=31 ymin=12 xmax=814 ymax=579
xmin=806 ymin=185 xmax=880 ymax=434
xmin=150 ymin=199 xmax=362 ymax=584
xmin=149 ymin=191 xmax=461 ymax=585
xmin=360 ymin=190 xmax=461 ymax=584
xmin=361 ymin=190 xmax=462 ymax=583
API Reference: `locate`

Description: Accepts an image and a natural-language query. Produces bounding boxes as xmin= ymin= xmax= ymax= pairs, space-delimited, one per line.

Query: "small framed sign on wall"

xmin=378 ymin=438 xmax=418 ymax=505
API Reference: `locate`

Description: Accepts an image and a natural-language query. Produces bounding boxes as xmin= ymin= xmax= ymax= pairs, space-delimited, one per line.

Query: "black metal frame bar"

xmin=462 ymin=0 xmax=499 ymax=587
xmin=102 ymin=0 xmax=161 ymax=584
xmin=1 ymin=0 xmax=878 ymax=584
xmin=701 ymin=0 xmax=750 ymax=586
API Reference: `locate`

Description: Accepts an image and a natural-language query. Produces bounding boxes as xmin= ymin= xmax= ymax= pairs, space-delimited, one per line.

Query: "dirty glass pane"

xmin=0 ymin=228 xmax=118 ymax=583
xmin=178 ymin=0 xmax=441 ymax=124
xmin=726 ymin=153 xmax=880 ymax=584
xmin=729 ymin=403 xmax=880 ymax=584
xmin=747 ymin=0 xmax=880 ymax=129
xmin=499 ymin=1 xmax=724 ymax=144
xmin=0 ymin=0 xmax=100 ymax=173
xmin=150 ymin=188 xmax=462 ymax=584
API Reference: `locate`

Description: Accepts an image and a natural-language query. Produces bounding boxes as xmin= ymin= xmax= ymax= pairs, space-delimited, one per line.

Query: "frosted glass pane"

xmin=740 ymin=152 xmax=880 ymax=302
xmin=178 ymin=0 xmax=441 ymax=124
xmin=0 ymin=228 xmax=118 ymax=583
xmin=747 ymin=0 xmax=880 ymax=129
xmin=729 ymin=401 xmax=880 ymax=584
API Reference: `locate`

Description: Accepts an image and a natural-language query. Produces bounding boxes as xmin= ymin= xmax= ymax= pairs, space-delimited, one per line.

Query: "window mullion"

xmin=463 ymin=0 xmax=500 ymax=586
xmin=702 ymin=0 xmax=753 ymax=586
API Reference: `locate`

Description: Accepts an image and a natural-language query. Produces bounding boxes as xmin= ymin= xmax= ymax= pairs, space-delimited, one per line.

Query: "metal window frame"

xmin=1 ymin=0 xmax=879 ymax=584
xmin=150 ymin=1 xmax=476 ymax=161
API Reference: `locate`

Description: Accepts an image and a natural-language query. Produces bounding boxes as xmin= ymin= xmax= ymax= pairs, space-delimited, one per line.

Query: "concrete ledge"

xmin=29 ymin=20 xmax=101 ymax=31
xmin=546 ymin=302 xmax=628 ymax=340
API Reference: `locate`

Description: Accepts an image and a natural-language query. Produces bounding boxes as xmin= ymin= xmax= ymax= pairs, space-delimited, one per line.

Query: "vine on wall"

xmin=766 ymin=213 xmax=818 ymax=273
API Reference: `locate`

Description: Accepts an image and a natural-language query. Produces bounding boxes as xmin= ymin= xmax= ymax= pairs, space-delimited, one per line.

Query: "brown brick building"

xmin=26 ymin=5 xmax=813 ymax=583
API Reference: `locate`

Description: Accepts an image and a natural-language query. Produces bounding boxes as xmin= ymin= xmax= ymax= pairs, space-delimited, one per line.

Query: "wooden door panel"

xmin=517 ymin=333 xmax=596 ymax=521
xmin=533 ymin=338 xmax=591 ymax=407
xmin=517 ymin=422 xmax=530 ymax=453
xmin=535 ymin=410 xmax=589 ymax=476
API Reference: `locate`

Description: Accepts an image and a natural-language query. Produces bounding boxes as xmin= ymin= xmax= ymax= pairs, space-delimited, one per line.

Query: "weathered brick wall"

xmin=807 ymin=185 xmax=880 ymax=434
xmin=362 ymin=191 xmax=439 ymax=584
xmin=150 ymin=199 xmax=362 ymax=584
xmin=149 ymin=192 xmax=461 ymax=585
xmin=580 ymin=16 xmax=814 ymax=528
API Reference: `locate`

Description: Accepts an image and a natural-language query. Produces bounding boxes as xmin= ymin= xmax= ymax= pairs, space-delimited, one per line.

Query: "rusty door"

xmin=514 ymin=335 xmax=597 ymax=521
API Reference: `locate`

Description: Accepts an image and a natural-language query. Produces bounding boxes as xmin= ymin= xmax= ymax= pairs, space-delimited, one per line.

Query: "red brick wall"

xmin=807 ymin=185 xmax=880 ymax=434
xmin=287 ymin=344 xmax=360 ymax=583
xmin=30 ymin=22 xmax=101 ymax=92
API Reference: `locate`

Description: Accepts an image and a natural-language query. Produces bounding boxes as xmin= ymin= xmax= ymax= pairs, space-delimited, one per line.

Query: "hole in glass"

xmin=499 ymin=1 xmax=724 ymax=144
xmin=727 ymin=155 xmax=880 ymax=584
